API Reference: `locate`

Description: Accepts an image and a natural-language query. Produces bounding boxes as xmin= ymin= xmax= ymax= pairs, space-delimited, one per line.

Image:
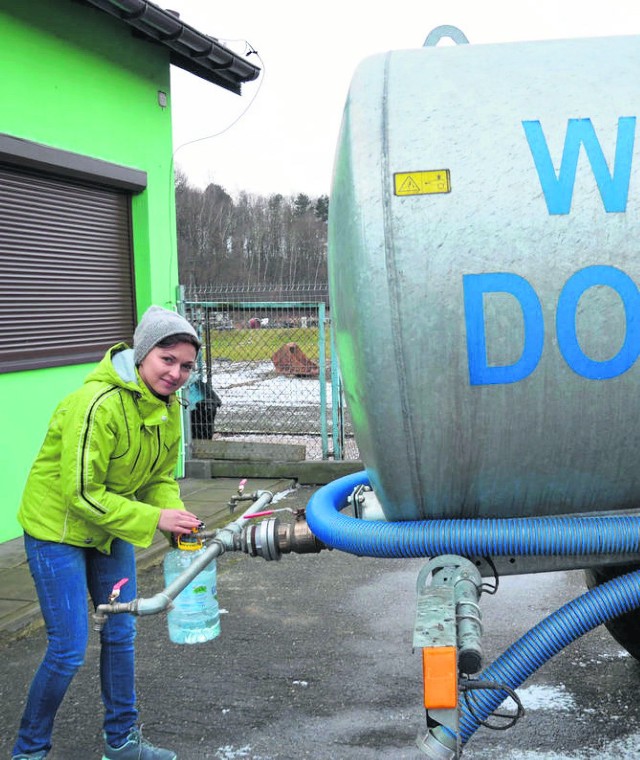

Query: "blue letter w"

xmin=522 ymin=117 xmax=636 ymax=214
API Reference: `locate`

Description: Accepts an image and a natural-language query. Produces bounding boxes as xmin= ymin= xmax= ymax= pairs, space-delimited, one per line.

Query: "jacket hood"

xmin=84 ymin=343 xmax=139 ymax=391
xmin=84 ymin=343 xmax=178 ymax=426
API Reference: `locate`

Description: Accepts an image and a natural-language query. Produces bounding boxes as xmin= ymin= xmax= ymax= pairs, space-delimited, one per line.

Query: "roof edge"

xmin=82 ymin=0 xmax=260 ymax=95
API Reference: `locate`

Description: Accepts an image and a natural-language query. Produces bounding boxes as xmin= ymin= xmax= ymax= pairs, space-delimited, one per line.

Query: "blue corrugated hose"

xmin=306 ymin=472 xmax=640 ymax=558
xmin=306 ymin=472 xmax=640 ymax=745
xmin=458 ymin=567 xmax=640 ymax=742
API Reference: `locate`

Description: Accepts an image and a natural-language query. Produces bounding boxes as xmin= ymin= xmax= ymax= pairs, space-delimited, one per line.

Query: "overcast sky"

xmin=167 ymin=0 xmax=640 ymax=199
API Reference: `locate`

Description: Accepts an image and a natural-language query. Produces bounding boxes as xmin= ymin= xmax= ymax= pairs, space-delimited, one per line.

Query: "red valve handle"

xmin=243 ymin=510 xmax=274 ymax=519
xmin=108 ymin=577 xmax=129 ymax=604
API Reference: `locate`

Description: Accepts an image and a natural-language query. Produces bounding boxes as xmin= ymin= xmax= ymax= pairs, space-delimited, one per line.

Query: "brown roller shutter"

xmin=0 ymin=164 xmax=137 ymax=373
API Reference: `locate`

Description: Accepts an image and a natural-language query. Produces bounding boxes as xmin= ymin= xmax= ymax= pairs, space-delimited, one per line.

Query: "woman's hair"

xmin=153 ymin=333 xmax=201 ymax=353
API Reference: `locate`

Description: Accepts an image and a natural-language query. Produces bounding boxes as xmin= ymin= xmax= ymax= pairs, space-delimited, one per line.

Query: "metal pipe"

xmin=319 ymin=301 xmax=328 ymax=460
xmin=136 ymin=540 xmax=225 ymax=616
xmin=93 ymin=490 xmax=274 ymax=630
xmin=219 ymin=490 xmax=274 ymax=545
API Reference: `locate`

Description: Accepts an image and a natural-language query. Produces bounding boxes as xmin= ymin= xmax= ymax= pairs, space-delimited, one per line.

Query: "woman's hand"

xmin=158 ymin=509 xmax=202 ymax=535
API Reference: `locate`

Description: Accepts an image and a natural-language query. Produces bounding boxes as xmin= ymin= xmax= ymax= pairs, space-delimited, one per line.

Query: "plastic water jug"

xmin=163 ymin=535 xmax=220 ymax=644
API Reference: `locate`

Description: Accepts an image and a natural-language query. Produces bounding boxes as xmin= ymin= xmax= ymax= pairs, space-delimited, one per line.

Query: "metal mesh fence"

xmin=181 ymin=284 xmax=358 ymax=461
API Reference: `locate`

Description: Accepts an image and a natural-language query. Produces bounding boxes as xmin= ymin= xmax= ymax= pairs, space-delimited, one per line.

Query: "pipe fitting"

xmin=240 ymin=516 xmax=326 ymax=561
xmin=241 ymin=517 xmax=281 ymax=560
xmin=416 ymin=726 xmax=457 ymax=759
xmin=92 ymin=488 xmax=279 ymax=626
xmin=278 ymin=517 xmax=327 ymax=555
xmin=93 ymin=600 xmax=137 ymax=631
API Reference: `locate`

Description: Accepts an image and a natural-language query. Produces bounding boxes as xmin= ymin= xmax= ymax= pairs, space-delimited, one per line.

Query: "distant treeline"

xmin=175 ymin=169 xmax=328 ymax=287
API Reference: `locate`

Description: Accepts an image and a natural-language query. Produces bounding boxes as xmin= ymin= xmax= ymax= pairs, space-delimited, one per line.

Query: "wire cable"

xmin=173 ymin=43 xmax=264 ymax=159
xmin=167 ymin=41 xmax=264 ymax=302
xmin=480 ymin=555 xmax=499 ymax=595
xmin=459 ymin=678 xmax=525 ymax=731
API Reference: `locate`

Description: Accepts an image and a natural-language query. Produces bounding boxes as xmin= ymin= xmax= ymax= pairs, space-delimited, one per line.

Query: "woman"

xmin=12 ymin=305 xmax=204 ymax=760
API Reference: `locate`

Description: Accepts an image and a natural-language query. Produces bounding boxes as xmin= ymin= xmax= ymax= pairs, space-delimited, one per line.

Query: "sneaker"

xmin=12 ymin=754 xmax=47 ymax=759
xmin=102 ymin=727 xmax=177 ymax=760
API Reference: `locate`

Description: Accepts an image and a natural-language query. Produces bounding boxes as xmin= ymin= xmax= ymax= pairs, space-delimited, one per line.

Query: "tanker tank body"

xmin=328 ymin=34 xmax=640 ymax=523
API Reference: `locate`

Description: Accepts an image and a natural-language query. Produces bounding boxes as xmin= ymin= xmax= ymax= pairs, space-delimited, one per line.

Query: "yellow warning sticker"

xmin=394 ymin=170 xmax=451 ymax=196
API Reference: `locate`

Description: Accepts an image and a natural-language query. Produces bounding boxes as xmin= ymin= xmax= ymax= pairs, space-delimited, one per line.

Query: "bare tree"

xmin=175 ymin=172 xmax=328 ymax=288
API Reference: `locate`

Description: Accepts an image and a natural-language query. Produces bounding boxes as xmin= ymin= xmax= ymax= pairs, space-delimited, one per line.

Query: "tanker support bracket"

xmin=414 ymin=555 xmax=484 ymax=759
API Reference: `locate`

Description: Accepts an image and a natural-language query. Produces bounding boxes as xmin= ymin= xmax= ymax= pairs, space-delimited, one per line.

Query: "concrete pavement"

xmin=0 ymin=476 xmax=302 ymax=640
xmin=3 ymin=526 xmax=640 ymax=759
xmin=3 ymin=478 xmax=640 ymax=758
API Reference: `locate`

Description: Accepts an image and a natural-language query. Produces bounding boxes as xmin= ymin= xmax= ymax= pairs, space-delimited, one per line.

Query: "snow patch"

xmin=494 ymin=732 xmax=640 ymax=759
xmin=215 ymin=745 xmax=271 ymax=759
xmin=212 ymin=361 xmax=328 ymax=410
xmin=517 ymin=684 xmax=576 ymax=711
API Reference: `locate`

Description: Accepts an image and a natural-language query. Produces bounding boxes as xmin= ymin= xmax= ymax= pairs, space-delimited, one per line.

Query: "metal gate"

xmin=178 ymin=287 xmax=357 ymax=462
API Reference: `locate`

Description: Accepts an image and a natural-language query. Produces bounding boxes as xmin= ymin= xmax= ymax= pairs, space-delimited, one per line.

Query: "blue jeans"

xmin=13 ymin=535 xmax=138 ymax=756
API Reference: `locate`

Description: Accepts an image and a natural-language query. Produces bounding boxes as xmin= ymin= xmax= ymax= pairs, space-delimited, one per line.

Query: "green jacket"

xmin=18 ymin=343 xmax=184 ymax=553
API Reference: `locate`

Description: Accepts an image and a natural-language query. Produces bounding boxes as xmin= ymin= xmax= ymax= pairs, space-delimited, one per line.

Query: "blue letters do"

xmin=463 ymin=266 xmax=640 ymax=385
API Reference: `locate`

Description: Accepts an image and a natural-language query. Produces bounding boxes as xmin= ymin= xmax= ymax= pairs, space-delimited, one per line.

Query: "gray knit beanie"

xmin=133 ymin=305 xmax=200 ymax=365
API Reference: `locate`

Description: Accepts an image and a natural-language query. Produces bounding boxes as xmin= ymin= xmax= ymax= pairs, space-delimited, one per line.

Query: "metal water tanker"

xmin=328 ymin=34 xmax=640 ymax=521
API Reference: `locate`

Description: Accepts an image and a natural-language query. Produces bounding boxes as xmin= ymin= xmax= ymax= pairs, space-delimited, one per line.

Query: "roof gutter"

xmin=82 ymin=0 xmax=260 ymax=95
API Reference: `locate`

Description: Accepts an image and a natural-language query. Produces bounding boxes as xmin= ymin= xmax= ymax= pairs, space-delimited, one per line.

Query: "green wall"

xmin=0 ymin=0 xmax=182 ymax=542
